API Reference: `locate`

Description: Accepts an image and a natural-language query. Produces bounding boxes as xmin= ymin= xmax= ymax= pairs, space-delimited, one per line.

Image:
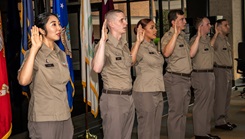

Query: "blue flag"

xmin=21 ymin=0 xmax=34 ymax=97
xmin=21 ymin=0 xmax=34 ymax=62
xmin=53 ymin=0 xmax=75 ymax=110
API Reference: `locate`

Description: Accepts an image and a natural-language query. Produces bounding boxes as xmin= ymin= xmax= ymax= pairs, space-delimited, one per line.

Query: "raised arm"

xmin=18 ymin=26 xmax=43 ymax=86
xmin=92 ymin=20 xmax=108 ymax=73
xmin=190 ymin=25 xmax=202 ymax=58
xmin=210 ymin=23 xmax=219 ymax=47
xmin=131 ymin=25 xmax=145 ymax=65
xmin=162 ymin=23 xmax=181 ymax=57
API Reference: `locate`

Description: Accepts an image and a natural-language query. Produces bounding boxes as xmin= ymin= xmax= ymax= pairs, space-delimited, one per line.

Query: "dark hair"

xmin=194 ymin=17 xmax=205 ymax=29
xmin=35 ymin=12 xmax=58 ymax=35
xmin=216 ymin=19 xmax=227 ymax=26
xmin=134 ymin=18 xmax=153 ymax=35
xmin=168 ymin=10 xmax=184 ymax=26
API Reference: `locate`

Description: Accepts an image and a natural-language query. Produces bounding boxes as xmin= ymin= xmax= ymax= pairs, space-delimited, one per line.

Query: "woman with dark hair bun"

xmin=18 ymin=12 xmax=73 ymax=139
xmin=131 ymin=18 xmax=165 ymax=139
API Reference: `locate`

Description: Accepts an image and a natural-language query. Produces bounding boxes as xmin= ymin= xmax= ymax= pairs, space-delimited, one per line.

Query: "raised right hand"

xmin=214 ymin=22 xmax=221 ymax=34
xmin=101 ymin=19 xmax=108 ymax=42
xmin=31 ymin=25 xmax=42 ymax=50
xmin=174 ymin=20 xmax=181 ymax=35
xmin=197 ymin=24 xmax=203 ymax=37
xmin=136 ymin=25 xmax=145 ymax=43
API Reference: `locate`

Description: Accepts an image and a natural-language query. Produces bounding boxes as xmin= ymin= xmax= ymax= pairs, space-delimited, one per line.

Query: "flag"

xmin=21 ymin=0 xmax=34 ymax=98
xmin=21 ymin=0 xmax=34 ymax=62
xmin=80 ymin=0 xmax=99 ymax=118
xmin=0 ymin=11 xmax=12 ymax=139
xmin=101 ymin=0 xmax=114 ymax=24
xmin=53 ymin=0 xmax=75 ymax=110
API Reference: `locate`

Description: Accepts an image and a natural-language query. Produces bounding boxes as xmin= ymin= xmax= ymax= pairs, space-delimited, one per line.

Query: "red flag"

xmin=101 ymin=0 xmax=114 ymax=23
xmin=0 ymin=12 xmax=12 ymax=139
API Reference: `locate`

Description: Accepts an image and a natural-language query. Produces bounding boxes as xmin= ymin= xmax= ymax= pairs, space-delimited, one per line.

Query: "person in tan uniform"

xmin=92 ymin=9 xmax=143 ymax=139
xmin=211 ymin=19 xmax=237 ymax=131
xmin=132 ymin=18 xmax=164 ymax=139
xmin=161 ymin=10 xmax=192 ymax=139
xmin=18 ymin=13 xmax=73 ymax=139
xmin=189 ymin=17 xmax=220 ymax=139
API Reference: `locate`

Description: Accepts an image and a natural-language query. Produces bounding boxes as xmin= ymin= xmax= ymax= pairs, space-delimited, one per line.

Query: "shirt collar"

xmin=142 ymin=40 xmax=155 ymax=48
xmin=108 ymin=33 xmax=127 ymax=47
xmin=200 ymin=35 xmax=210 ymax=41
xmin=218 ymin=33 xmax=228 ymax=40
xmin=40 ymin=43 xmax=61 ymax=57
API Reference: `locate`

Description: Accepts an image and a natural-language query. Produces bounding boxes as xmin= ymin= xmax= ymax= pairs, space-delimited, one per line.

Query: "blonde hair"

xmin=105 ymin=9 xmax=124 ymax=22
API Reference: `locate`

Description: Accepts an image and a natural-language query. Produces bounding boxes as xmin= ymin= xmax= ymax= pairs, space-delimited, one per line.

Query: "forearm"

xmin=18 ymin=48 xmax=38 ymax=86
xmin=162 ymin=34 xmax=178 ymax=57
xmin=210 ymin=33 xmax=218 ymax=47
xmin=190 ymin=36 xmax=200 ymax=58
xmin=131 ymin=41 xmax=141 ymax=65
xmin=92 ymin=40 xmax=106 ymax=73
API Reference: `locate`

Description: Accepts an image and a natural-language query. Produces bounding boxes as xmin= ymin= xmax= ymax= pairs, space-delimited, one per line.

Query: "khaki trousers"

xmin=213 ymin=67 xmax=232 ymax=125
xmin=132 ymin=91 xmax=163 ymax=139
xmin=100 ymin=93 xmax=135 ymax=139
xmin=191 ymin=72 xmax=215 ymax=136
xmin=28 ymin=118 xmax=73 ymax=139
xmin=164 ymin=72 xmax=191 ymax=139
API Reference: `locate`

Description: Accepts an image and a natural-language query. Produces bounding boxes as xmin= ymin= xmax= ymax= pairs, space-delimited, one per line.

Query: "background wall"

xmin=232 ymin=0 xmax=243 ymax=80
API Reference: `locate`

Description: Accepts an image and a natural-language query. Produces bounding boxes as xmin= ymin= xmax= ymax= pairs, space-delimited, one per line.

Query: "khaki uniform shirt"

xmin=19 ymin=43 xmax=71 ymax=122
xmin=98 ymin=33 xmax=132 ymax=90
xmin=161 ymin=27 xmax=192 ymax=74
xmin=189 ymin=35 xmax=214 ymax=70
xmin=213 ymin=34 xmax=233 ymax=66
xmin=133 ymin=40 xmax=165 ymax=92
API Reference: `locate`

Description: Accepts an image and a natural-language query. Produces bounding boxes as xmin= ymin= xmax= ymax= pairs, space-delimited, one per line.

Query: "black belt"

xmin=193 ymin=69 xmax=214 ymax=72
xmin=167 ymin=71 xmax=191 ymax=77
xmin=102 ymin=89 xmax=132 ymax=95
xmin=214 ymin=65 xmax=232 ymax=69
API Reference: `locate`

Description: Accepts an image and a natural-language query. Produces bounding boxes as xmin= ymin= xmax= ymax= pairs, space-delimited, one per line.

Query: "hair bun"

xmin=134 ymin=26 xmax=138 ymax=35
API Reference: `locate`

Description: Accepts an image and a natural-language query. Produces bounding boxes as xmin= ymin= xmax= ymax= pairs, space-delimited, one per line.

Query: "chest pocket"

xmin=145 ymin=51 xmax=163 ymax=67
xmin=40 ymin=59 xmax=69 ymax=85
xmin=41 ymin=61 xmax=61 ymax=84
xmin=174 ymin=43 xmax=186 ymax=58
xmin=201 ymin=47 xmax=210 ymax=54
xmin=110 ymin=53 xmax=130 ymax=69
xmin=107 ymin=42 xmax=132 ymax=68
xmin=218 ymin=45 xmax=231 ymax=54
xmin=223 ymin=46 xmax=232 ymax=52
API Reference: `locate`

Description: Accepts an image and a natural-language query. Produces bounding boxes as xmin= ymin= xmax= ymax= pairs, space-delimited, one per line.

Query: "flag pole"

xmin=78 ymin=0 xmax=98 ymax=138
xmin=45 ymin=0 xmax=50 ymax=13
xmin=78 ymin=64 xmax=97 ymax=139
xmin=85 ymin=63 xmax=89 ymax=132
xmin=149 ymin=0 xmax=153 ymax=19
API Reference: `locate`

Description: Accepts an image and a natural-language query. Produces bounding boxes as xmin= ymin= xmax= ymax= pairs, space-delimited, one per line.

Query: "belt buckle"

xmin=119 ymin=91 xmax=123 ymax=95
xmin=129 ymin=91 xmax=132 ymax=95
